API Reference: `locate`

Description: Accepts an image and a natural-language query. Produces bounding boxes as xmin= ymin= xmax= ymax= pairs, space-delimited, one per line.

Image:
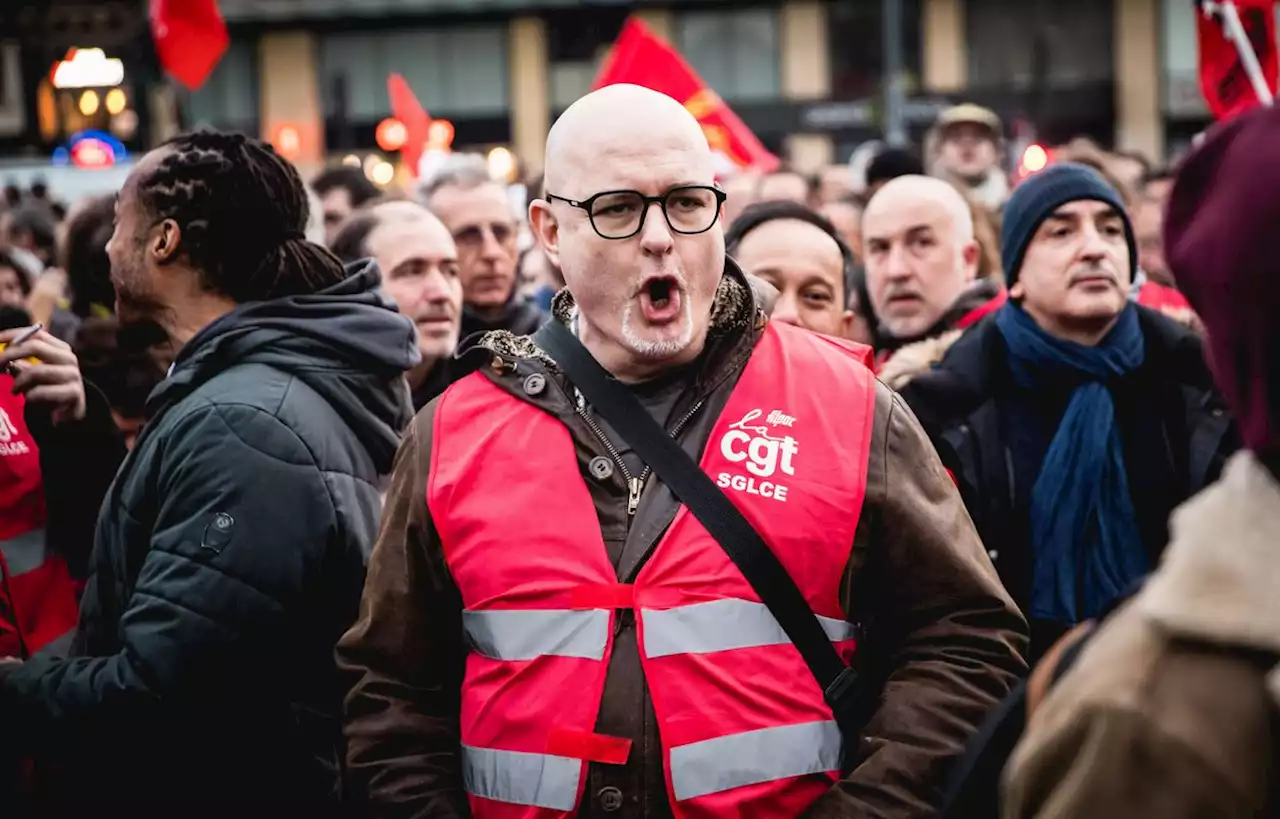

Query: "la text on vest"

xmin=429 ymin=322 xmax=877 ymax=817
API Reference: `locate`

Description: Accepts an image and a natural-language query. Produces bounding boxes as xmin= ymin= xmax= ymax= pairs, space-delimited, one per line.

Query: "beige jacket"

xmin=1002 ymin=451 xmax=1280 ymax=819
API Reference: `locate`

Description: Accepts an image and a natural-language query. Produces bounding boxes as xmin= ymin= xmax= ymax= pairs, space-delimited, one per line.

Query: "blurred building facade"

xmin=0 ymin=0 xmax=1263 ymax=181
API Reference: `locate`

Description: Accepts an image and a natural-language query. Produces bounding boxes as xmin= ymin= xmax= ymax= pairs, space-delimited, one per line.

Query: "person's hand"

xmin=0 ymin=327 xmax=86 ymax=423
xmin=26 ymin=267 xmax=68 ymax=327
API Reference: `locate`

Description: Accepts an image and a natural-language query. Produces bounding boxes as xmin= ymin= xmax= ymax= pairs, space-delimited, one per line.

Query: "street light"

xmin=105 ymin=88 xmax=127 ymax=116
xmin=370 ymin=160 xmax=395 ymax=186
xmin=488 ymin=147 xmax=516 ymax=182
xmin=78 ymin=90 xmax=100 ymax=116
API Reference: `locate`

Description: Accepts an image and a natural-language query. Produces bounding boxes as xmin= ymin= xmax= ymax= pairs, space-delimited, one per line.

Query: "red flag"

xmin=1196 ymin=0 xmax=1278 ymax=119
xmin=149 ymin=0 xmax=229 ymax=91
xmin=593 ymin=18 xmax=779 ymax=173
xmin=388 ymin=74 xmax=431 ymax=178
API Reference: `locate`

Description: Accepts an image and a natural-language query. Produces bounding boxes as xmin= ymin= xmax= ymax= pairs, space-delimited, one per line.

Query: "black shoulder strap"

xmin=535 ymin=321 xmax=866 ymax=739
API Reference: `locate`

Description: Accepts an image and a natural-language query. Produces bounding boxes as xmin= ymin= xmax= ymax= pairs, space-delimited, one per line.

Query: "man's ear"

xmin=151 ymin=219 xmax=182 ymax=264
xmin=1009 ymin=280 xmax=1025 ymax=300
xmin=961 ymin=240 xmax=981 ymax=283
xmin=528 ymin=200 xmax=561 ymax=268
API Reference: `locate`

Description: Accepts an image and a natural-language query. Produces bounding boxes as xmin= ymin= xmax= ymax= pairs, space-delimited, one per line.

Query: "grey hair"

xmin=416 ymin=153 xmax=494 ymax=206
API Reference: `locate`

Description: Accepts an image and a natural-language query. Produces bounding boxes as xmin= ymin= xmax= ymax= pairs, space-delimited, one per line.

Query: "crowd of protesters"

xmin=0 ymin=87 xmax=1272 ymax=819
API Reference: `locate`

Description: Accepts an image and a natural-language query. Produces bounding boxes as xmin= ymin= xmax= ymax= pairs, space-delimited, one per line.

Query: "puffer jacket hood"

xmin=148 ymin=260 xmax=418 ymax=471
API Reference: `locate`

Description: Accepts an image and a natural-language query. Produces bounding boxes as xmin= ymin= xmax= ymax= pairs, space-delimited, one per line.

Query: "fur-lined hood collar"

xmin=470 ymin=257 xmax=768 ymax=370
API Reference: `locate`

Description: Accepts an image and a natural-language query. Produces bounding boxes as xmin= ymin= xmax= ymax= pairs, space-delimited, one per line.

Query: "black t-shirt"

xmin=588 ymin=357 xmax=701 ymax=481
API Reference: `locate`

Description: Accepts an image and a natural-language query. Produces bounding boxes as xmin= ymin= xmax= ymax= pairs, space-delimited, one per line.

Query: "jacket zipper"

xmin=574 ymin=394 xmax=706 ymax=517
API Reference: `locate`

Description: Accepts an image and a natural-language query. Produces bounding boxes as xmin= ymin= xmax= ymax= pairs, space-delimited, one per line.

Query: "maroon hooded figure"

xmin=1164 ymin=103 xmax=1280 ymax=469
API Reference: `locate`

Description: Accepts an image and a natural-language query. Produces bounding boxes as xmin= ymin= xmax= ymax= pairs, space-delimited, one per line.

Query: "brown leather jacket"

xmin=337 ymin=266 xmax=1028 ymax=818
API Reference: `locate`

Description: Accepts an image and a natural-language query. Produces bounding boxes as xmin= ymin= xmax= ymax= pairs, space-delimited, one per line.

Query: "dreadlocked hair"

xmin=138 ymin=129 xmax=348 ymax=303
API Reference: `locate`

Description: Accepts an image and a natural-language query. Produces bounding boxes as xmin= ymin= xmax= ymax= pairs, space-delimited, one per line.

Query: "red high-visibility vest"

xmin=429 ymin=321 xmax=877 ymax=817
xmin=0 ymin=384 xmax=78 ymax=659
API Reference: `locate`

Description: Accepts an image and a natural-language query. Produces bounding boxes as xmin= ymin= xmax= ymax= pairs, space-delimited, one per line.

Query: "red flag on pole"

xmin=1196 ymin=0 xmax=1278 ymax=119
xmin=593 ymin=18 xmax=780 ymax=173
xmin=388 ymin=74 xmax=431 ymax=178
xmin=149 ymin=0 xmax=229 ymax=91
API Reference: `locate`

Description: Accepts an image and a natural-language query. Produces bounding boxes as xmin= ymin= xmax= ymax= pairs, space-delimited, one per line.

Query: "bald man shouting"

xmin=862 ymin=175 xmax=1007 ymax=389
xmin=338 ymin=84 xmax=1026 ymax=819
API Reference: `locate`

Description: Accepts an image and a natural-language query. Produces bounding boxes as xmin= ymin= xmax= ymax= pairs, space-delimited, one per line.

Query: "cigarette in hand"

xmin=3 ymin=323 xmax=44 ymax=376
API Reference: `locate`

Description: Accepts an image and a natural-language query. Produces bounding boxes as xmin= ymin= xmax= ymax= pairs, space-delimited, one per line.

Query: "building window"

xmin=182 ymin=37 xmax=258 ymax=133
xmin=675 ymin=9 xmax=781 ymax=103
xmin=966 ymin=0 xmax=1115 ymax=90
xmin=828 ymin=0 xmax=923 ymax=100
xmin=318 ymin=27 xmax=508 ymax=122
xmin=546 ymin=8 xmax=627 ymax=111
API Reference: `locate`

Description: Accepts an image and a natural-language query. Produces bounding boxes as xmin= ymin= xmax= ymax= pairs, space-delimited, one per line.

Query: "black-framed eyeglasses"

xmin=546 ymin=185 xmax=727 ymax=240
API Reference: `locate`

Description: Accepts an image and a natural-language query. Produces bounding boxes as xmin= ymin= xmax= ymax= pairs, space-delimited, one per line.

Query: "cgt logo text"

xmin=716 ymin=409 xmax=798 ymax=502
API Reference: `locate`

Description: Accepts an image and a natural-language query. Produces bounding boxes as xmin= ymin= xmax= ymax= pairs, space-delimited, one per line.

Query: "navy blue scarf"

xmin=995 ymin=302 xmax=1148 ymax=624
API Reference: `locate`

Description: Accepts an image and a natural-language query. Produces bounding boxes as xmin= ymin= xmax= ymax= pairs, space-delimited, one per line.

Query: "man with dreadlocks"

xmin=0 ymin=131 xmax=418 ymax=816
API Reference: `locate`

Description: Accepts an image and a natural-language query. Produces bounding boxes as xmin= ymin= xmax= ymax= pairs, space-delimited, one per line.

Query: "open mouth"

xmin=638 ymin=276 xmax=683 ymax=324
xmin=649 ymin=278 xmax=674 ymax=308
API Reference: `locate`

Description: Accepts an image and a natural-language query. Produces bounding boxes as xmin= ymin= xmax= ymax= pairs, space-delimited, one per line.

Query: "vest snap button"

xmin=589 ymin=455 xmax=614 ymax=480
xmin=597 ymin=786 xmax=624 ymax=812
xmin=523 ymin=373 xmax=547 ymax=396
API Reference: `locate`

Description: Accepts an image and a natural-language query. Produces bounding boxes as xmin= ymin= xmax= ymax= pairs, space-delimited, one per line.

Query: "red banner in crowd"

xmin=149 ymin=0 xmax=229 ymax=91
xmin=593 ymin=18 xmax=780 ymax=173
xmin=388 ymin=74 xmax=431 ymax=178
xmin=1196 ymin=0 xmax=1278 ymax=119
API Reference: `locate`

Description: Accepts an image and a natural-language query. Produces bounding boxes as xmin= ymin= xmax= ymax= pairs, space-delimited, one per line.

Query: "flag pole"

xmin=881 ymin=0 xmax=908 ymax=147
xmin=1201 ymin=0 xmax=1275 ymax=106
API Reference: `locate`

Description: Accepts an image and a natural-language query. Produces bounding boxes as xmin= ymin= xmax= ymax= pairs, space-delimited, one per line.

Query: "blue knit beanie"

xmin=1001 ymin=162 xmax=1137 ymax=286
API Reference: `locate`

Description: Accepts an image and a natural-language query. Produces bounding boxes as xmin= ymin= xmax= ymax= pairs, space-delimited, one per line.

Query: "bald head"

xmin=529 ymin=84 xmax=727 ymax=384
xmin=861 ymin=174 xmax=982 ymax=339
xmin=864 ymin=175 xmax=974 ymax=242
xmin=544 ymin=84 xmax=714 ymax=194
xmin=372 ymin=199 xmax=437 ymax=224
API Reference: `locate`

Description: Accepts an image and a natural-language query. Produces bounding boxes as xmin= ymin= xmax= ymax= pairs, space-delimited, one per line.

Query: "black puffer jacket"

xmin=0 ymin=262 xmax=417 ymax=817
xmin=900 ymin=307 xmax=1238 ymax=661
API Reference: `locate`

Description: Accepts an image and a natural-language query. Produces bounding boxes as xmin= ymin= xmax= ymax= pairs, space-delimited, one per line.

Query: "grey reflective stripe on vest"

xmin=462 ymin=722 xmax=841 ymax=809
xmin=463 ymin=608 xmax=609 ymax=661
xmin=0 ymin=528 xmax=46 ymax=577
xmin=462 ymin=744 xmax=581 ymax=810
xmin=670 ymin=720 xmax=842 ymax=801
xmin=642 ymin=597 xmax=855 ymax=658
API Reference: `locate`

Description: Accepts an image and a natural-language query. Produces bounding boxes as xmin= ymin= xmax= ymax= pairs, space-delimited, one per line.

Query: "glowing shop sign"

xmin=52 ymin=130 xmax=129 ymax=170
xmin=52 ymin=48 xmax=125 ymax=89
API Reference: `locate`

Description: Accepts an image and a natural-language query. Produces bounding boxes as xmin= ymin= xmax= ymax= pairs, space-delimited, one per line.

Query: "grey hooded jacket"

xmin=0 ymin=261 xmax=417 ymax=816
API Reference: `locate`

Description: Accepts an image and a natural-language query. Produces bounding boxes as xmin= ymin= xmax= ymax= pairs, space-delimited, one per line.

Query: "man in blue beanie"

xmin=900 ymin=162 xmax=1238 ymax=662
